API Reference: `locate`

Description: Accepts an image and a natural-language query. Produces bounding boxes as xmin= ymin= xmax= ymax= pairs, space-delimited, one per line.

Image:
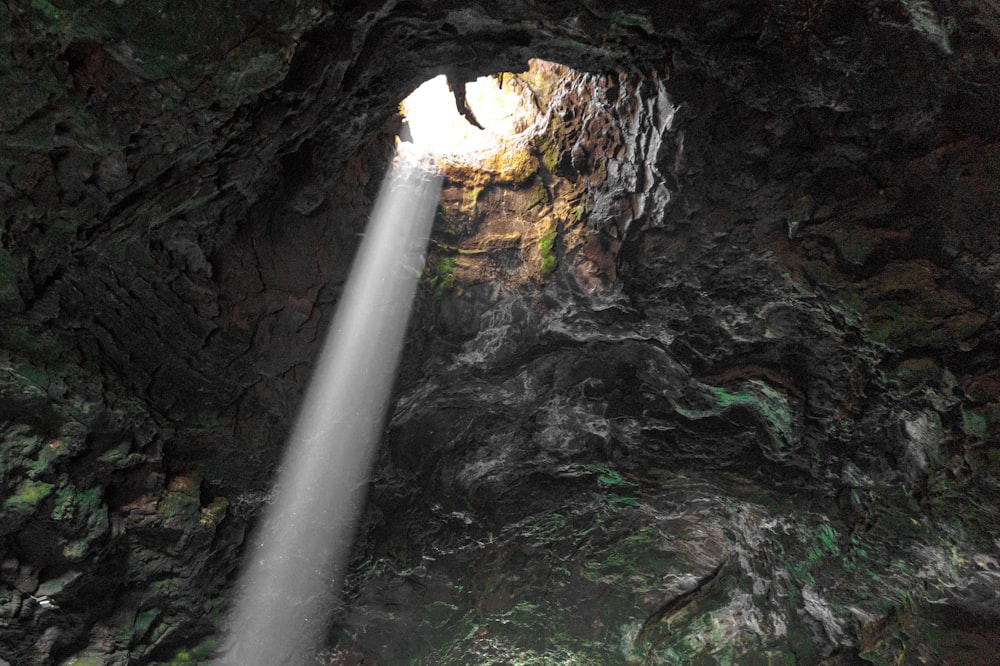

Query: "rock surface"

xmin=0 ymin=0 xmax=998 ymax=664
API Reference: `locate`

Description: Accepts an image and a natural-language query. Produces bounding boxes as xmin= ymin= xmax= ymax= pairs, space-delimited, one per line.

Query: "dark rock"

xmin=0 ymin=0 xmax=998 ymax=663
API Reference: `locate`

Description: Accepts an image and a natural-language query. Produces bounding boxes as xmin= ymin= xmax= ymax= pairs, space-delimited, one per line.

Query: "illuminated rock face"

xmin=0 ymin=1 xmax=998 ymax=664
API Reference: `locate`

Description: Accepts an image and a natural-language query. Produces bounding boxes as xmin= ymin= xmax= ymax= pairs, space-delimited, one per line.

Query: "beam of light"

xmin=220 ymin=152 xmax=442 ymax=665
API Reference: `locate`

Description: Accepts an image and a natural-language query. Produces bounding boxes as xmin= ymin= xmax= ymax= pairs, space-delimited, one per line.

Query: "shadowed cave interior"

xmin=0 ymin=1 xmax=999 ymax=664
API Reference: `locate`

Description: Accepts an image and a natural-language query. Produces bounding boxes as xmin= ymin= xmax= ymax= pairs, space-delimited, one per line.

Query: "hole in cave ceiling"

xmin=398 ymin=58 xmax=568 ymax=178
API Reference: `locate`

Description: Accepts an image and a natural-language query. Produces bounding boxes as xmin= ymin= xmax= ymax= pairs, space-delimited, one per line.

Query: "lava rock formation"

xmin=0 ymin=1 xmax=998 ymax=664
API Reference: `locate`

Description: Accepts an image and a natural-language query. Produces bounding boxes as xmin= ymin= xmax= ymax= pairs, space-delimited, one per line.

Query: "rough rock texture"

xmin=0 ymin=0 xmax=998 ymax=664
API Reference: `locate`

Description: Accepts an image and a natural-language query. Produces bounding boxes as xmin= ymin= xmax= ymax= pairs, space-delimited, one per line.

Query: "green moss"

xmin=14 ymin=362 xmax=47 ymax=387
xmin=159 ymin=495 xmax=193 ymax=522
xmin=427 ymin=254 xmax=458 ymax=297
xmin=51 ymin=484 xmax=103 ymax=521
xmin=48 ymin=482 xmax=107 ymax=559
xmin=526 ymin=177 xmax=548 ymax=211
xmin=789 ymin=521 xmax=841 ymax=585
xmin=9 ymin=361 xmax=76 ymax=402
xmin=158 ymin=471 xmax=202 ymax=525
xmin=199 ymin=496 xmax=228 ymax=526
xmin=4 ymin=479 xmax=54 ymax=516
xmin=188 ymin=635 xmax=218 ymax=659
xmin=462 ymin=187 xmax=481 ymax=215
xmin=438 ymin=256 xmax=456 ymax=282
xmin=584 ymin=464 xmax=633 ymax=488
xmin=29 ymin=438 xmax=75 ymax=479
xmin=600 ymin=493 xmax=641 ymax=510
xmin=704 ymin=381 xmax=794 ymax=454
xmin=62 ymin=538 xmax=92 ymax=561
xmin=131 ymin=608 xmax=161 ymax=645
xmin=500 ymin=600 xmax=546 ymax=630
xmin=815 ymin=522 xmax=840 ymax=555
xmin=0 ymin=426 xmax=42 ymax=477
xmin=435 ymin=203 xmax=455 ymax=234
xmin=537 ymin=135 xmax=560 ymax=173
xmin=502 ymin=511 xmax=570 ymax=548
xmin=961 ymin=409 xmax=988 ymax=440
xmin=539 ymin=229 xmax=558 ymax=274
xmin=97 ymin=442 xmax=131 ymax=465
xmin=583 ymin=524 xmax=678 ymax=587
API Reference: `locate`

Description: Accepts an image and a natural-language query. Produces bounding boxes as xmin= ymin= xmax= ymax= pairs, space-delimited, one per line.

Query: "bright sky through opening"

xmin=400 ymin=73 xmax=539 ymax=163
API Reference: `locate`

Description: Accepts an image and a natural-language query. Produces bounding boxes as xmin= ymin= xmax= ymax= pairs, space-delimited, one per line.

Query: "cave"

xmin=1 ymin=1 xmax=999 ymax=664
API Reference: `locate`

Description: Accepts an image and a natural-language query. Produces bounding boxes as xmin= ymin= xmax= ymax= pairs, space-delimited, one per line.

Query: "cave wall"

xmin=0 ymin=0 xmax=998 ymax=663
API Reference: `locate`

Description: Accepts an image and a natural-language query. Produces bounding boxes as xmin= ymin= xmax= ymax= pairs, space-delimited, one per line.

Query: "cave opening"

xmin=397 ymin=59 xmax=559 ymax=176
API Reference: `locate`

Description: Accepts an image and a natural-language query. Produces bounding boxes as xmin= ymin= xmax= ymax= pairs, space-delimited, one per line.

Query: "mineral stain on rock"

xmin=1 ymin=1 xmax=999 ymax=664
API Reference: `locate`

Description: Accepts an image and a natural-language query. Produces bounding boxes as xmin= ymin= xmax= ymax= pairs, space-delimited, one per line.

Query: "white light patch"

xmin=400 ymin=73 xmax=539 ymax=164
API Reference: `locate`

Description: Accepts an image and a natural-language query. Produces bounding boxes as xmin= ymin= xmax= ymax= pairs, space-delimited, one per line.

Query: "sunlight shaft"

xmin=222 ymin=154 xmax=442 ymax=665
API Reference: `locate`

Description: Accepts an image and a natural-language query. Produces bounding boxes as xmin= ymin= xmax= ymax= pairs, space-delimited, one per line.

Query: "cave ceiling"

xmin=0 ymin=0 xmax=999 ymax=664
